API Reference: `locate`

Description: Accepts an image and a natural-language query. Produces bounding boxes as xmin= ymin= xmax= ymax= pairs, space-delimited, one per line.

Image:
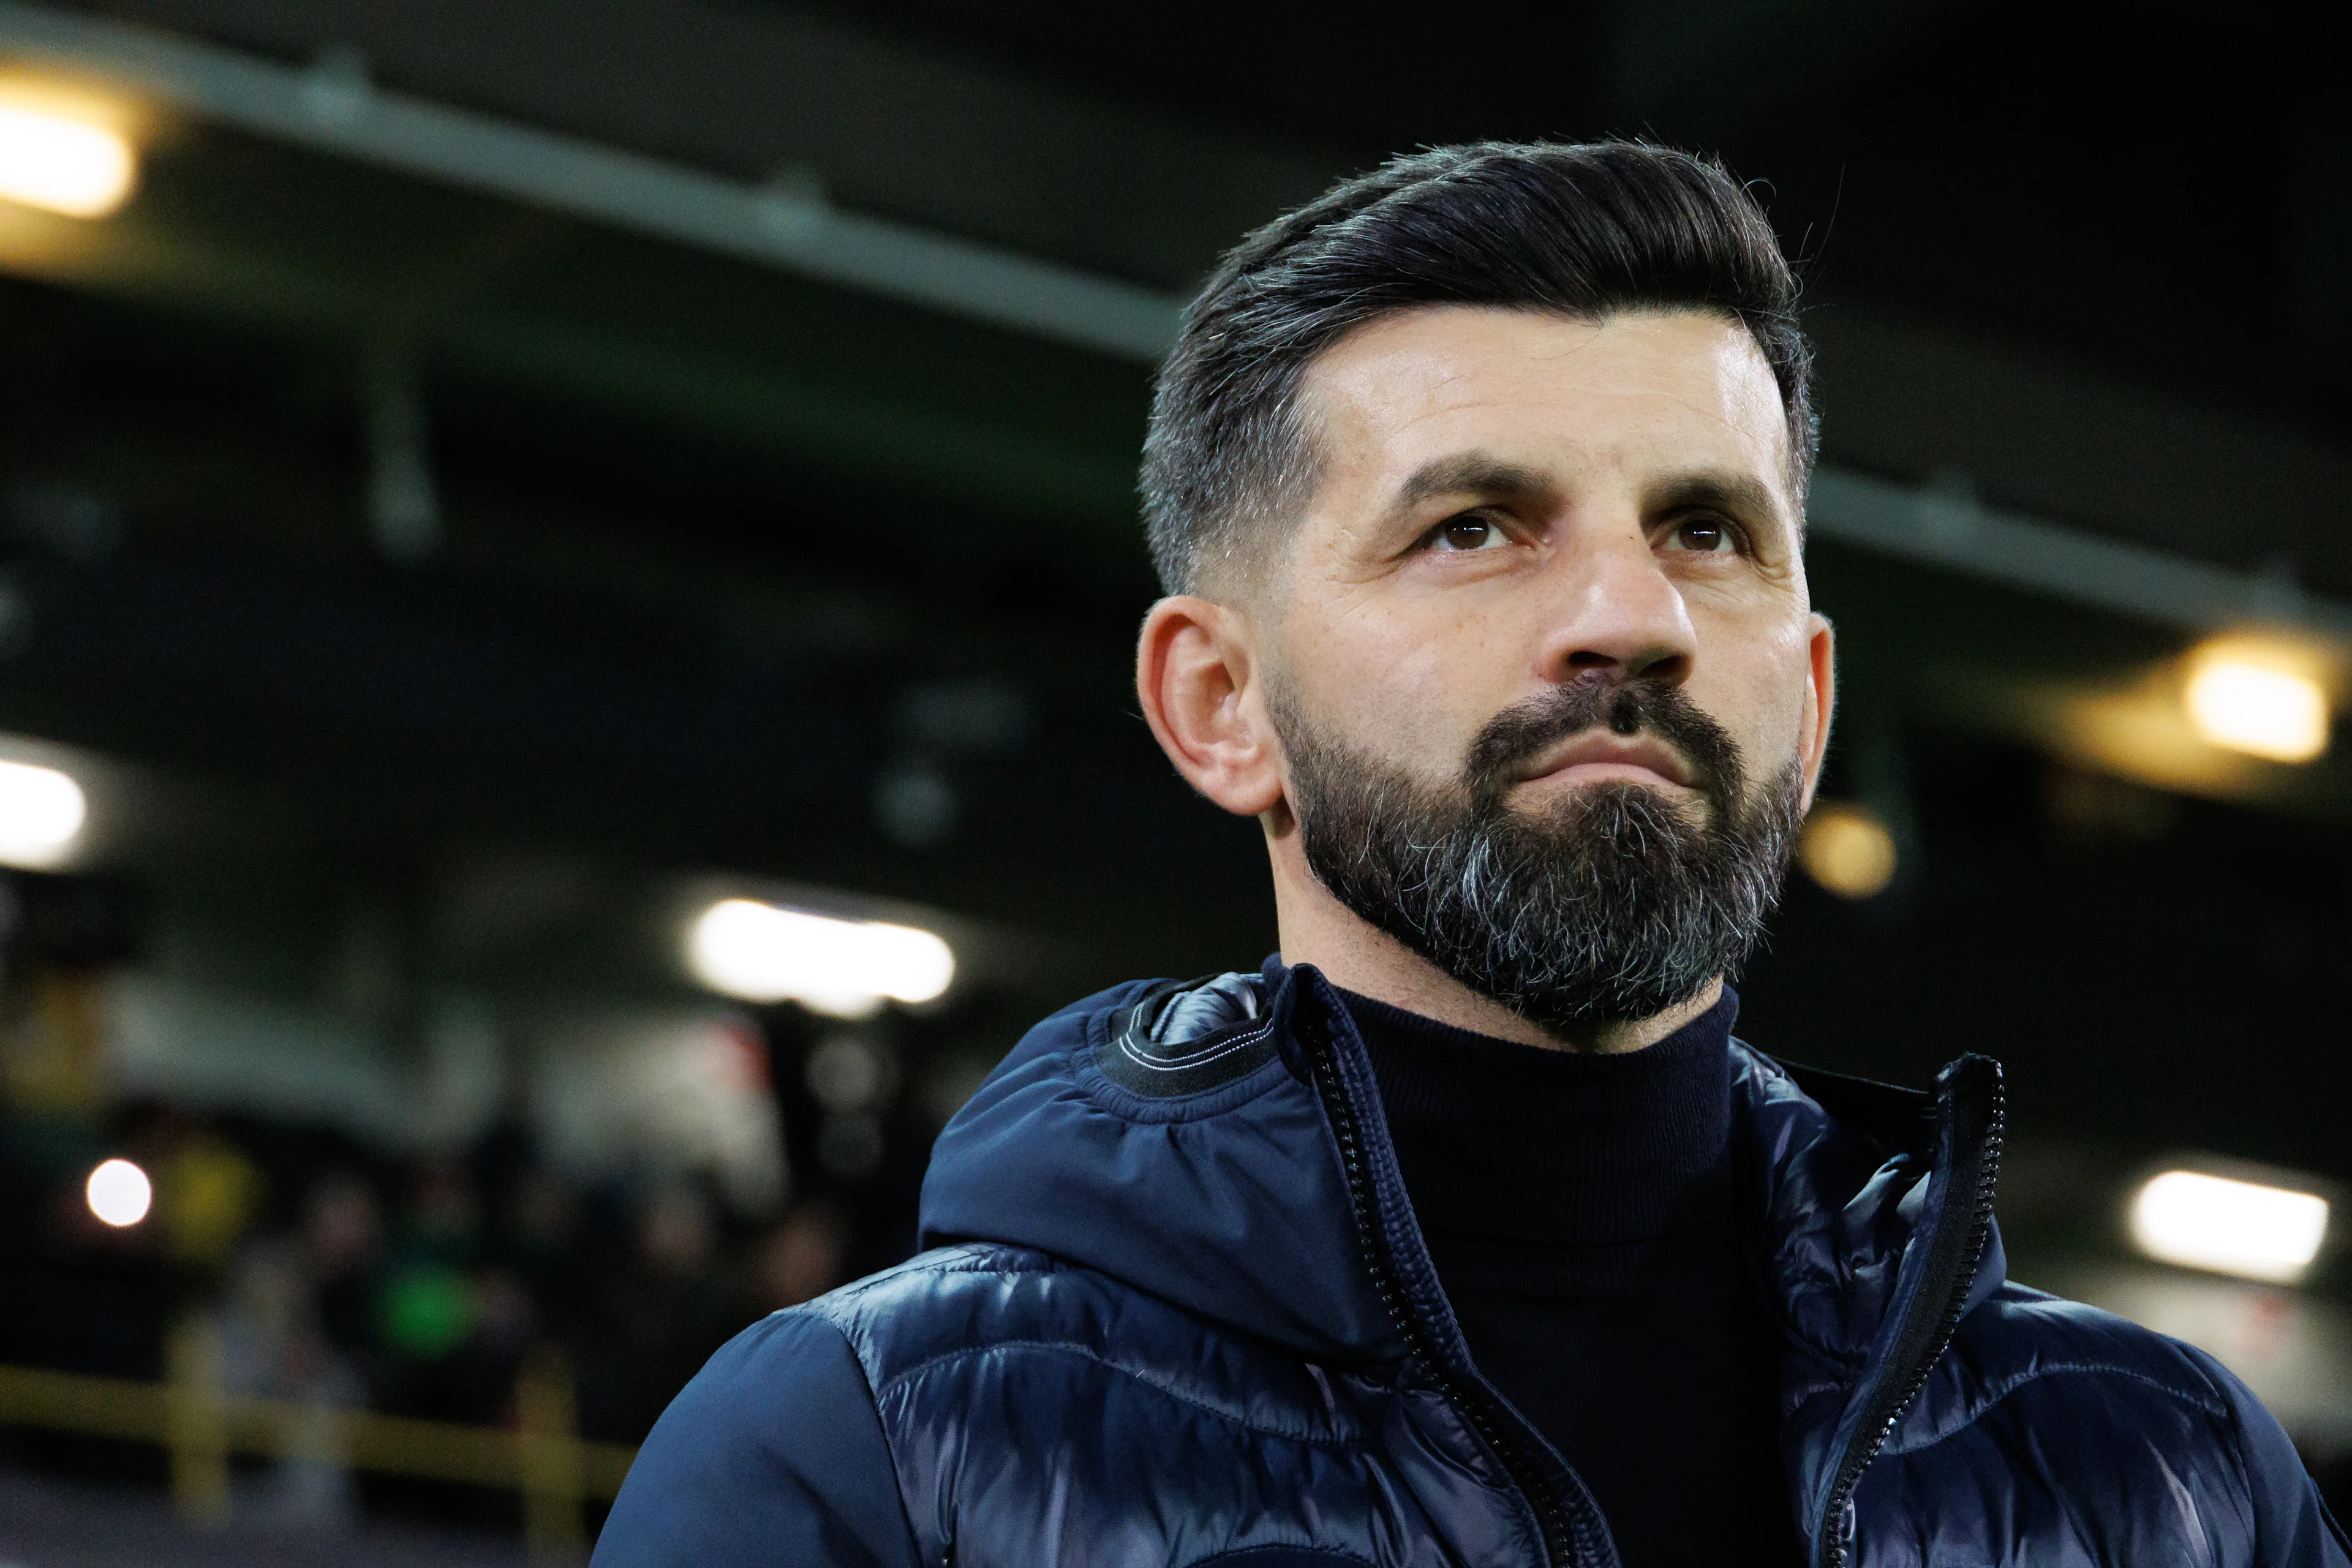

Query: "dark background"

xmin=3 ymin=0 xmax=2350 ymax=1551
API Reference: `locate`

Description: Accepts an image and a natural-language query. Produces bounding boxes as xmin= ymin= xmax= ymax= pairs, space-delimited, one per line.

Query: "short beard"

xmin=1273 ymin=676 xmax=1805 ymax=1032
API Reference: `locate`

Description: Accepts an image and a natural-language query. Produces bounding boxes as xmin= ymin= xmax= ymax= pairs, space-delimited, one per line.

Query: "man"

xmin=596 ymin=143 xmax=2348 ymax=1566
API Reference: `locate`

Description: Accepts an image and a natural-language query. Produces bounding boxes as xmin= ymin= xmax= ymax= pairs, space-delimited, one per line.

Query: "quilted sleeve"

xmin=2190 ymin=1348 xmax=2352 ymax=1567
xmin=592 ymin=1310 xmax=923 ymax=1568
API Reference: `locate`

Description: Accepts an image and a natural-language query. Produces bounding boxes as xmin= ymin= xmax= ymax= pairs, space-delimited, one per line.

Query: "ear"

xmin=1136 ymin=595 xmax=1287 ymax=818
xmin=1796 ymin=612 xmax=1837 ymax=813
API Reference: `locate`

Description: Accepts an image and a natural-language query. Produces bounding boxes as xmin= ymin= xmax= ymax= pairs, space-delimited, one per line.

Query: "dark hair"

xmin=1139 ymin=140 xmax=1816 ymax=595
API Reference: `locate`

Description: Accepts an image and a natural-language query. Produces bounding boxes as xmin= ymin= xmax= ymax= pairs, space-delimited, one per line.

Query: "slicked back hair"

xmin=1139 ymin=141 xmax=1815 ymax=598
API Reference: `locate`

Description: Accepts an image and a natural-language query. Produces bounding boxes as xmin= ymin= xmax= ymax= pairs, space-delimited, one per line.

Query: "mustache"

xmin=1464 ymin=676 xmax=1747 ymax=809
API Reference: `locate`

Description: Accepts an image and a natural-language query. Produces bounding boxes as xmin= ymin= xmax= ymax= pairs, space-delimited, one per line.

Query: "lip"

xmin=1511 ymin=730 xmax=1695 ymax=791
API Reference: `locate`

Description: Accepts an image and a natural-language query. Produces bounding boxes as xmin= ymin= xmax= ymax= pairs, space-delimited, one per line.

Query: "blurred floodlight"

xmin=687 ymin=899 xmax=954 ymax=1017
xmin=85 ymin=1158 xmax=153 ymax=1228
xmin=1797 ymin=802 xmax=1897 ymax=899
xmin=2130 ymin=1169 xmax=2329 ymax=1284
xmin=2184 ymin=647 xmax=2329 ymax=763
xmin=0 ymin=99 xmax=137 ymax=218
xmin=0 ymin=758 xmax=88 ymax=868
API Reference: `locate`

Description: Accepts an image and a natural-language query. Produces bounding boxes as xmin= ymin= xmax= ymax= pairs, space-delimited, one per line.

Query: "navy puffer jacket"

xmin=596 ymin=963 xmax=2350 ymax=1566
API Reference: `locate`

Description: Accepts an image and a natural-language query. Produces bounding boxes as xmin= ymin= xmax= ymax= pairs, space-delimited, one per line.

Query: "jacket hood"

xmin=920 ymin=962 xmax=1401 ymax=1360
xmin=920 ymin=963 xmax=2005 ymax=1378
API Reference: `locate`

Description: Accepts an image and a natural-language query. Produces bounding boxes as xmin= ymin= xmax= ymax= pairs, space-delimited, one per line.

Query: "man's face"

xmin=1261 ymin=305 xmax=1829 ymax=1026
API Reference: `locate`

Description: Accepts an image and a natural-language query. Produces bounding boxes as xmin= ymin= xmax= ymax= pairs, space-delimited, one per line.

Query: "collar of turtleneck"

xmin=1338 ymin=984 xmax=1740 ymax=1253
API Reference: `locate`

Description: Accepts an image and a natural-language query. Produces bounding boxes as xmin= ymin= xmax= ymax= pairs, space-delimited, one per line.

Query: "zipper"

xmin=1811 ymin=1055 xmax=2005 ymax=1568
xmin=1295 ymin=994 xmax=1600 ymax=1568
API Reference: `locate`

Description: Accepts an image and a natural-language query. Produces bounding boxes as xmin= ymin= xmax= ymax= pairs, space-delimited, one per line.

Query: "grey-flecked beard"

xmin=1272 ymin=675 xmax=1806 ymax=1032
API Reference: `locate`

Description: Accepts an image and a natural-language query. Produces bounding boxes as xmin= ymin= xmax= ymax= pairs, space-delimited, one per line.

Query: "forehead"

xmin=1297 ymin=306 xmax=1792 ymax=510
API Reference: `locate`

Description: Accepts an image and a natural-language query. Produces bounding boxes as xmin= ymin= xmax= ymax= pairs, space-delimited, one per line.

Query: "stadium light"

xmin=0 ymin=758 xmax=88 ymax=869
xmin=2129 ymin=1169 xmax=2329 ymax=1285
xmin=687 ymin=899 xmax=954 ymax=1017
xmin=0 ymin=96 xmax=137 ymax=217
xmin=1798 ymin=802 xmax=1897 ymax=899
xmin=2184 ymin=643 xmax=2329 ymax=763
xmin=86 ymin=1158 xmax=153 ymax=1228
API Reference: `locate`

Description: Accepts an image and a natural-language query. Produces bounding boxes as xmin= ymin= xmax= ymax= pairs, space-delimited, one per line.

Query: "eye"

xmin=1663 ymin=515 xmax=1738 ymax=554
xmin=1429 ymin=513 xmax=1508 ymax=552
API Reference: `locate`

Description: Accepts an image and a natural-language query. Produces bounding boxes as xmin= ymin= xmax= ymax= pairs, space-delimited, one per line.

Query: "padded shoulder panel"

xmin=1851 ymin=1286 xmax=2261 ymax=1568
xmin=1887 ymin=1284 xmax=2233 ymax=1458
xmin=807 ymin=1244 xmax=1379 ymax=1446
xmin=797 ymin=1246 xmax=1539 ymax=1568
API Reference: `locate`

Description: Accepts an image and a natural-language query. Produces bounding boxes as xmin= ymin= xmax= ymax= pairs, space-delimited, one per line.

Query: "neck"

xmin=1267 ymin=827 xmax=1722 ymax=1055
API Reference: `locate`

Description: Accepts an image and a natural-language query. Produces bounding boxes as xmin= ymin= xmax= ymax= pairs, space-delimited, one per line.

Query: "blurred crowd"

xmin=1 ymin=1091 xmax=868 ymax=1524
xmin=0 ymin=864 xmax=982 ymax=1534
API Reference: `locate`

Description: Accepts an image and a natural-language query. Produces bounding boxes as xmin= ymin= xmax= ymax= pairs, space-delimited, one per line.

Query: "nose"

xmin=1531 ymin=527 xmax=1697 ymax=688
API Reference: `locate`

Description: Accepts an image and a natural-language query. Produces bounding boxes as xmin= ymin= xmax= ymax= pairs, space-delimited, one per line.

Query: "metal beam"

xmin=7 ymin=1 xmax=2344 ymax=644
xmin=1807 ymin=469 xmax=2352 ymax=641
xmin=0 ymin=0 xmax=1185 ymax=359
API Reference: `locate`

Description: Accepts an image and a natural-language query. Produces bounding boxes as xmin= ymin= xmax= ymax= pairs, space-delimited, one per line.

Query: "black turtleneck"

xmin=1341 ymin=985 xmax=1800 ymax=1567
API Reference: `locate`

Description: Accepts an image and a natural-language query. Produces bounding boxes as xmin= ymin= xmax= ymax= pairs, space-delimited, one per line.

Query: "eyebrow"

xmin=1646 ymin=468 xmax=1783 ymax=522
xmin=1392 ymin=452 xmax=1555 ymax=513
xmin=1382 ymin=454 xmax=1796 ymax=545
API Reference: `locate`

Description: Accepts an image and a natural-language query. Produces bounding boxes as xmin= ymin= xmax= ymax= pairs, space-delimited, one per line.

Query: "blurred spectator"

xmin=747 ymin=1200 xmax=849 ymax=1313
xmin=157 ymin=1129 xmax=261 ymax=1273
xmin=637 ymin=1183 xmax=716 ymax=1283
xmin=304 ymin=1170 xmax=381 ymax=1360
xmin=0 ymin=968 xmax=108 ymax=1121
xmin=475 ymin=1265 xmax=538 ymax=1348
xmin=217 ymin=1234 xmax=365 ymax=1528
xmin=402 ymin=1157 xmax=485 ymax=1263
xmin=377 ymin=1158 xmax=513 ymax=1427
xmin=578 ymin=1181 xmax=739 ymax=1442
xmin=378 ymin=1158 xmax=484 ymax=1365
xmin=503 ymin=1164 xmax=582 ymax=1287
xmin=0 ymin=1032 xmax=922 ymax=1523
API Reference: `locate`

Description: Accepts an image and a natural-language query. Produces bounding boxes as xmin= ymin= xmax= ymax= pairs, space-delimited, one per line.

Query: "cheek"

xmin=1698 ymin=616 xmax=1817 ymax=766
xmin=1288 ymin=606 xmax=1514 ymax=761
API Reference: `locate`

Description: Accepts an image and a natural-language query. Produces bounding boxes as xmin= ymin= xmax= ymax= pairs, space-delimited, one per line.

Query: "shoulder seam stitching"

xmin=815 ymin=1249 xmax=1052 ymax=1308
xmin=799 ymin=1313 xmax=928 ymax=1566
